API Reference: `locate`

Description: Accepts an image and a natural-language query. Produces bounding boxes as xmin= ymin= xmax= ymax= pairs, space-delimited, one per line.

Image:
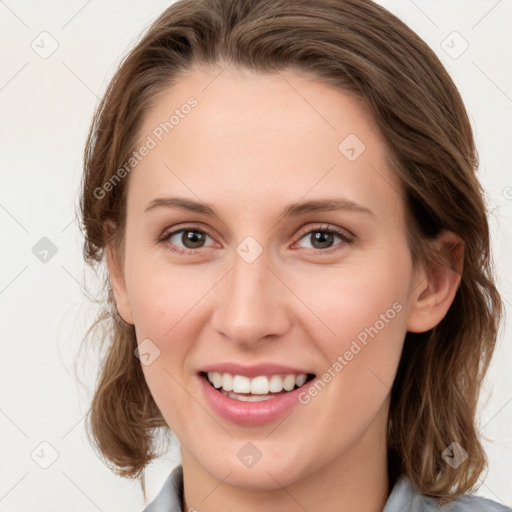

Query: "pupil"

xmin=183 ymin=231 xmax=205 ymax=248
xmin=180 ymin=231 xmax=334 ymax=250
xmin=312 ymin=231 xmax=333 ymax=249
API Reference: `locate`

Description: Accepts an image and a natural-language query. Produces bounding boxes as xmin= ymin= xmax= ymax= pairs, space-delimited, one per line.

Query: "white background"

xmin=1 ymin=1 xmax=511 ymax=510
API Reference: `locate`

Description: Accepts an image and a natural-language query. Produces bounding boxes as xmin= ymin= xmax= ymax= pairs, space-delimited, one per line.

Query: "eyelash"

xmin=158 ymin=223 xmax=354 ymax=256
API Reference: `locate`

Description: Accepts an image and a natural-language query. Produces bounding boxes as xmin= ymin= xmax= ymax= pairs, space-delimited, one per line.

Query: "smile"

xmin=206 ymin=371 xmax=312 ymax=398
xmin=198 ymin=362 xmax=316 ymax=425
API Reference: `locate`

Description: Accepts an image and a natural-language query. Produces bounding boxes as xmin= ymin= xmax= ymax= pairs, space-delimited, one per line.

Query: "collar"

xmin=142 ymin=465 xmax=509 ymax=512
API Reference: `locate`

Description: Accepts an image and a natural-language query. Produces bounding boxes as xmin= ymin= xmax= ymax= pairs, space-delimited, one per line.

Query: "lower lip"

xmin=199 ymin=374 xmax=313 ymax=427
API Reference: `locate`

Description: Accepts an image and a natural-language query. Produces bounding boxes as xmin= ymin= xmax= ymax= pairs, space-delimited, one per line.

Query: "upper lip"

xmin=199 ymin=362 xmax=314 ymax=378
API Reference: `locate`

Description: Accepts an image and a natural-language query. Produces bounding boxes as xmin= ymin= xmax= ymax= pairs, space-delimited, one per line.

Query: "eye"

xmin=158 ymin=223 xmax=353 ymax=256
xmin=293 ymin=225 xmax=353 ymax=253
xmin=159 ymin=226 xmax=216 ymax=255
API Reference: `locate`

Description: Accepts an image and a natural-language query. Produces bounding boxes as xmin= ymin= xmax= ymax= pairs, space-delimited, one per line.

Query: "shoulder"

xmin=384 ymin=475 xmax=511 ymax=512
xmin=442 ymin=493 xmax=511 ymax=512
xmin=141 ymin=465 xmax=183 ymax=512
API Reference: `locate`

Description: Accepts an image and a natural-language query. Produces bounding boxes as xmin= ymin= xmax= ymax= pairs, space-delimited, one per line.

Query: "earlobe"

xmin=406 ymin=231 xmax=464 ymax=333
xmin=105 ymin=240 xmax=135 ymax=325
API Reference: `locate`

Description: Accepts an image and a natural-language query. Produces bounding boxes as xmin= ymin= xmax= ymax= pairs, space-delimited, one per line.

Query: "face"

xmin=109 ymin=65 xmax=430 ymax=491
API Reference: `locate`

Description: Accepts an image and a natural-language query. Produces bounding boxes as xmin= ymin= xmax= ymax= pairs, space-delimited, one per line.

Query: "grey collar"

xmin=142 ymin=465 xmax=510 ymax=512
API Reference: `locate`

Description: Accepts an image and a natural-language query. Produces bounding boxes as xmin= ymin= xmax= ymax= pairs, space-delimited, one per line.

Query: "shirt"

xmin=142 ymin=465 xmax=511 ymax=512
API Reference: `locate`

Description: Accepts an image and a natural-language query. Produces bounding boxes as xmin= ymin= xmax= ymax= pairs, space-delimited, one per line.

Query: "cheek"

xmin=297 ymin=256 xmax=409 ymax=343
xmin=125 ymin=258 xmax=212 ymax=409
xmin=290 ymin=248 xmax=411 ymax=399
xmin=130 ymin=265 xmax=201 ymax=427
xmin=126 ymin=254 xmax=199 ymax=337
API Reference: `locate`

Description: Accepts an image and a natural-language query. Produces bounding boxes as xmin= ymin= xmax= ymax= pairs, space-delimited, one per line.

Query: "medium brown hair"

xmin=79 ymin=0 xmax=503 ymax=502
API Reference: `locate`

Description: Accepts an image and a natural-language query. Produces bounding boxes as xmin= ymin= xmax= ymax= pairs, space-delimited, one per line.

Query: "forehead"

xmin=138 ymin=65 xmax=384 ymax=155
xmin=129 ymin=66 xmax=403 ymax=221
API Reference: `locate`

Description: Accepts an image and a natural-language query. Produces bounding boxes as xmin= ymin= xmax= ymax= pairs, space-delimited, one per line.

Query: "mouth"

xmin=199 ymin=371 xmax=316 ymax=402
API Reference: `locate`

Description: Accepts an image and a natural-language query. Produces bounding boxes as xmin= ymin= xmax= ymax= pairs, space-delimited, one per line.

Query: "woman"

xmin=79 ymin=0 xmax=509 ymax=510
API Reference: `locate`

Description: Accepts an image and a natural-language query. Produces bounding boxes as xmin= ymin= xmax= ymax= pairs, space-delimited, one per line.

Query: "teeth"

xmin=269 ymin=375 xmax=283 ymax=393
xmin=283 ymin=375 xmax=296 ymax=391
xmin=206 ymin=372 xmax=309 ymax=395
xmin=250 ymin=376 xmax=269 ymax=394
xmin=221 ymin=373 xmax=233 ymax=391
xmin=223 ymin=391 xmax=275 ymax=402
xmin=233 ymin=375 xmax=251 ymax=393
xmin=295 ymin=374 xmax=307 ymax=387
xmin=211 ymin=372 xmax=223 ymax=389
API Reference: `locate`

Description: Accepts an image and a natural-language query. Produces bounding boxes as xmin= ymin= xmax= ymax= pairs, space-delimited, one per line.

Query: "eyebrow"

xmin=144 ymin=196 xmax=374 ymax=218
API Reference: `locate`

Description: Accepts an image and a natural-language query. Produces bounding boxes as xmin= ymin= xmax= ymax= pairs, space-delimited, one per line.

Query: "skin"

xmin=107 ymin=64 xmax=463 ymax=512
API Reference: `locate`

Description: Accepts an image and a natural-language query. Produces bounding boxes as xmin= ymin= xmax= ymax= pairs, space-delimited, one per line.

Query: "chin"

xmin=200 ymin=450 xmax=310 ymax=490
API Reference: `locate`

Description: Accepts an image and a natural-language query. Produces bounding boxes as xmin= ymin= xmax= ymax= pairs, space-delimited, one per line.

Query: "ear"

xmin=406 ymin=231 xmax=464 ymax=333
xmin=105 ymin=229 xmax=134 ymax=325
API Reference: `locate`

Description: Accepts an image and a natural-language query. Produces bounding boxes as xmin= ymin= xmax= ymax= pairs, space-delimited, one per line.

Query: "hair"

xmin=78 ymin=0 xmax=503 ymax=503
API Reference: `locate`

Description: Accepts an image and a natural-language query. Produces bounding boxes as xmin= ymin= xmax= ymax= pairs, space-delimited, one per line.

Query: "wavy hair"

xmin=78 ymin=0 xmax=503 ymax=502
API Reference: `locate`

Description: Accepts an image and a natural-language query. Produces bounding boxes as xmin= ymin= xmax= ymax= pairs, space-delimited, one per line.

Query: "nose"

xmin=211 ymin=245 xmax=291 ymax=347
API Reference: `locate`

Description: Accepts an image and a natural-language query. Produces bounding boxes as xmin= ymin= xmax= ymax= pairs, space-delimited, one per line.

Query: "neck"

xmin=181 ymin=401 xmax=391 ymax=512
